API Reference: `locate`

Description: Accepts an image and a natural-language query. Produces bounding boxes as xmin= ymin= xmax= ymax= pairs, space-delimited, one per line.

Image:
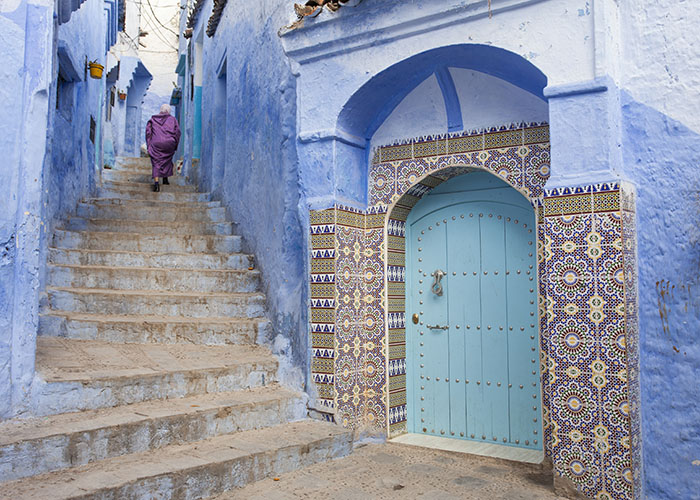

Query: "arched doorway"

xmin=404 ymin=170 xmax=542 ymax=458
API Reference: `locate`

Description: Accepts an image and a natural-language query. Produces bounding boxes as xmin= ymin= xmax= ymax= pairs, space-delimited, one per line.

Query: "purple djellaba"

xmin=146 ymin=104 xmax=181 ymax=192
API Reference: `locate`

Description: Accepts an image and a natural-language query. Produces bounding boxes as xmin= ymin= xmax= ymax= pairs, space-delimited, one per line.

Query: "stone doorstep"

xmin=0 ymin=420 xmax=353 ymax=500
xmin=38 ymin=312 xmax=268 ymax=345
xmin=76 ymin=203 xmax=227 ymax=223
xmin=48 ymin=248 xmax=253 ymax=270
xmin=52 ymin=230 xmax=243 ymax=254
xmin=46 ymin=287 xmax=266 ymax=317
xmin=63 ymin=218 xmax=235 ymax=236
xmin=46 ymin=264 xmax=261 ymax=294
xmin=0 ymin=384 xmax=305 ymax=482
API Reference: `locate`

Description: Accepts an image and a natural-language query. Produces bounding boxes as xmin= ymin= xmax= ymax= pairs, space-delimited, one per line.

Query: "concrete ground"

xmin=213 ymin=441 xmax=565 ymax=499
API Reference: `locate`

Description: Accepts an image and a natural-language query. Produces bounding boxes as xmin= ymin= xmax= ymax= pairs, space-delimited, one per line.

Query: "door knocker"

xmin=430 ymin=269 xmax=446 ymax=296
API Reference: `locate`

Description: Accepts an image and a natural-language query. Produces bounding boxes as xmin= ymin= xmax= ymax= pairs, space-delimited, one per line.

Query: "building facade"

xmin=179 ymin=1 xmax=700 ymax=499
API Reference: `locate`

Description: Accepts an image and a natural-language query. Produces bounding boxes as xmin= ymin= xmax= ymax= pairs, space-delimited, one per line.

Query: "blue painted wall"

xmin=185 ymin=1 xmax=305 ymax=376
xmin=0 ymin=2 xmax=28 ymax=419
xmin=620 ymin=91 xmax=700 ymax=499
xmin=0 ymin=0 xmax=118 ymax=418
xmin=49 ymin=0 xmax=107 ymax=237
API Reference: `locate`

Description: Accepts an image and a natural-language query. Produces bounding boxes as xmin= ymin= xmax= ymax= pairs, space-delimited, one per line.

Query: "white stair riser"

xmin=64 ymin=218 xmax=234 ymax=236
xmin=102 ymin=180 xmax=197 ymax=192
xmin=52 ymin=230 xmax=242 ymax=253
xmin=86 ymin=198 xmax=221 ymax=209
xmin=48 ymin=266 xmax=260 ymax=293
xmin=38 ymin=314 xmax=269 ymax=344
xmin=95 ymin=187 xmax=210 ymax=202
xmin=34 ymin=365 xmax=278 ymax=416
xmin=46 ymin=289 xmax=266 ymax=317
xmin=102 ymin=170 xmax=190 ymax=185
xmin=48 ymin=249 xmax=252 ymax=270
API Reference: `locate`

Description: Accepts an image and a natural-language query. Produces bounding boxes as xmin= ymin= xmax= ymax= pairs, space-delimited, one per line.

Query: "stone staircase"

xmin=0 ymin=157 xmax=352 ymax=499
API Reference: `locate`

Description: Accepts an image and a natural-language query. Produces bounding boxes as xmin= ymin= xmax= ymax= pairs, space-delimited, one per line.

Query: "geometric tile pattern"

xmin=542 ymin=182 xmax=640 ymax=500
xmin=309 ymin=204 xmax=388 ymax=430
xmin=308 ymin=123 xmax=640 ymax=500
xmin=369 ymin=122 xmax=551 ymax=206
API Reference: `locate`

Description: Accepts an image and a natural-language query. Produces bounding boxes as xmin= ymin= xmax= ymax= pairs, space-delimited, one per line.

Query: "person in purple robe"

xmin=146 ymin=104 xmax=181 ymax=192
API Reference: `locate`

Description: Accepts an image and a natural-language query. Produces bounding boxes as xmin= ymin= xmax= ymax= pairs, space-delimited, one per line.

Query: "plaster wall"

xmin=370 ymin=68 xmax=549 ymax=152
xmin=0 ymin=1 xmax=29 ymax=419
xmin=371 ymin=74 xmax=446 ymax=150
xmin=619 ymin=93 xmax=700 ymax=499
xmin=285 ymin=0 xmax=594 ymax=139
xmin=0 ymin=0 xmax=56 ymax=418
xmin=49 ymin=0 xmax=106 ymax=235
xmin=185 ymin=0 xmax=306 ymax=381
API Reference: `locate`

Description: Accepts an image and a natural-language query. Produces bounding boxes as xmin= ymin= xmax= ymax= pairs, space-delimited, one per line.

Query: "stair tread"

xmin=47 ymin=286 xmax=263 ymax=298
xmin=0 ymin=420 xmax=348 ymax=500
xmin=36 ymin=337 xmax=275 ymax=383
xmin=0 ymin=384 xmax=299 ymax=446
xmin=40 ymin=311 xmax=267 ymax=324
xmin=49 ymin=247 xmax=252 ymax=258
xmin=48 ymin=263 xmax=259 ymax=274
xmin=65 ymin=217 xmax=232 ymax=225
xmin=54 ymin=228 xmax=239 ymax=238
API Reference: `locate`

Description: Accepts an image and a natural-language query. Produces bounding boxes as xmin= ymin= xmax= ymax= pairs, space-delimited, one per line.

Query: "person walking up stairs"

xmin=0 ymin=157 xmax=352 ymax=499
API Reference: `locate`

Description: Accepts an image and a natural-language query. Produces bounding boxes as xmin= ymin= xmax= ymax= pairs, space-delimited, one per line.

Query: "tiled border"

xmin=307 ymin=123 xmax=640 ymax=500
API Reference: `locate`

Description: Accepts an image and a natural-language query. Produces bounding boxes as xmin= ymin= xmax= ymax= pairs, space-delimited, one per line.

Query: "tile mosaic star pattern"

xmin=309 ymin=123 xmax=640 ymax=500
xmin=309 ymin=205 xmax=388 ymax=430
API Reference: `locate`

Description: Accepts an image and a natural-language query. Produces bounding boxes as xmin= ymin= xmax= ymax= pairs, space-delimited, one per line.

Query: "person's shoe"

xmin=162 ymin=177 xmax=169 ymax=185
xmin=152 ymin=182 xmax=160 ymax=192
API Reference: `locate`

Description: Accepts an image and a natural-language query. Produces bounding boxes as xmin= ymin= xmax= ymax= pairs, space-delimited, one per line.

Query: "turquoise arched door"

xmin=406 ymin=171 xmax=542 ymax=450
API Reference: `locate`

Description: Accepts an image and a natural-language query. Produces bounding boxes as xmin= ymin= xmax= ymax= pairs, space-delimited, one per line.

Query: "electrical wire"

xmin=140 ymin=8 xmax=178 ymax=50
xmin=144 ymin=0 xmax=180 ymax=37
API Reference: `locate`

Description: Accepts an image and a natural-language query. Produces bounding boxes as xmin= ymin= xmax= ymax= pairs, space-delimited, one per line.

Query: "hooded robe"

xmin=146 ymin=112 xmax=181 ymax=178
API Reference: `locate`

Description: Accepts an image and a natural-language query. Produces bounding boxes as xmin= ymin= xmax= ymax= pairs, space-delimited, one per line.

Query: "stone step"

xmin=48 ymin=248 xmax=253 ymax=270
xmin=85 ymin=197 xmax=221 ymax=209
xmin=52 ymin=230 xmax=242 ymax=254
xmin=47 ymin=265 xmax=261 ymax=294
xmin=102 ymin=180 xmax=198 ymax=193
xmin=0 ymin=384 xmax=305 ymax=482
xmin=76 ymin=202 xmax=228 ymax=223
xmin=95 ymin=186 xmax=210 ymax=202
xmin=46 ymin=287 xmax=266 ymax=317
xmin=0 ymin=420 xmax=353 ymax=500
xmin=63 ymin=217 xmax=235 ymax=236
xmin=33 ymin=338 xmax=278 ymax=415
xmin=38 ymin=312 xmax=269 ymax=344
xmin=115 ymin=157 xmax=152 ymax=169
xmin=102 ymin=169 xmax=190 ymax=186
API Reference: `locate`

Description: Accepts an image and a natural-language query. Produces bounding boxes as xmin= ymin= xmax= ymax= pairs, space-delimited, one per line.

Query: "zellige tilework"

xmin=308 ymin=123 xmax=639 ymax=500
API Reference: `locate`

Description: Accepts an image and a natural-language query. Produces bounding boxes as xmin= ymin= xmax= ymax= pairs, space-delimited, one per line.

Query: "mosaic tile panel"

xmin=542 ymin=183 xmax=639 ymax=500
xmin=309 ymin=123 xmax=639 ymax=500
xmin=309 ymin=209 xmax=337 ymax=417
xmin=369 ymin=123 xmax=551 ymax=205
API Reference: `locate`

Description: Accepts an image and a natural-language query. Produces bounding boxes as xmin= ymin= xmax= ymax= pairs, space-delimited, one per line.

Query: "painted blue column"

xmin=193 ymin=85 xmax=203 ymax=159
xmin=544 ymin=76 xmax=623 ymax=186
